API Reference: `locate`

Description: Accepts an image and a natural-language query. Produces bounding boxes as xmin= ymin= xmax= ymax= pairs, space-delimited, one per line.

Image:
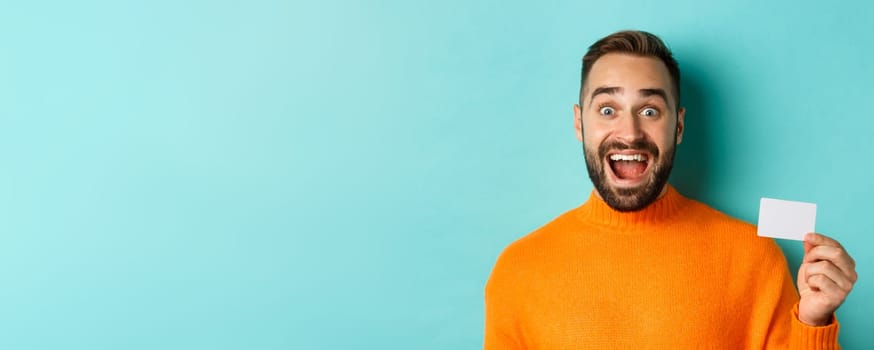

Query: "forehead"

xmin=584 ymin=53 xmax=675 ymax=104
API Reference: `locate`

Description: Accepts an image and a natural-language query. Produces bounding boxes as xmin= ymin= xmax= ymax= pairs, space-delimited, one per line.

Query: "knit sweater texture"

xmin=484 ymin=185 xmax=840 ymax=349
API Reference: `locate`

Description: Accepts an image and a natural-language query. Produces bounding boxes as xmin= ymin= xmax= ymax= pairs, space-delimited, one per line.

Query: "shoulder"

xmin=486 ymin=207 xmax=579 ymax=286
xmin=682 ymin=196 xmax=787 ymax=263
xmin=683 ymin=197 xmax=753 ymax=230
xmin=498 ymin=206 xmax=579 ymax=260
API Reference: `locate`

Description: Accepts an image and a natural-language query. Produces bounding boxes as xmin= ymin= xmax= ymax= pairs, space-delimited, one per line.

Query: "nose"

xmin=614 ymin=112 xmax=644 ymax=143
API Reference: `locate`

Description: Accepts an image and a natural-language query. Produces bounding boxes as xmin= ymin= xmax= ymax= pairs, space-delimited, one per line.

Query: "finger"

xmin=803 ymin=245 xmax=858 ymax=281
xmin=804 ymin=232 xmax=844 ymax=249
xmin=803 ymin=275 xmax=849 ymax=308
xmin=803 ymin=261 xmax=855 ymax=291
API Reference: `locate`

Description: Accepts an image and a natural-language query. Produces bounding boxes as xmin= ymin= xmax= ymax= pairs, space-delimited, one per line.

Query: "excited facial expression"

xmin=574 ymin=53 xmax=685 ymax=212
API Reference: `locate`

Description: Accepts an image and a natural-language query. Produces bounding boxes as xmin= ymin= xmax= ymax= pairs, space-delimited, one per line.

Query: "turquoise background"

xmin=0 ymin=0 xmax=871 ymax=348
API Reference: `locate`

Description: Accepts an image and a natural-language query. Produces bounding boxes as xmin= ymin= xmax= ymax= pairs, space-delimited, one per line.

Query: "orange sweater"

xmin=484 ymin=185 xmax=840 ymax=349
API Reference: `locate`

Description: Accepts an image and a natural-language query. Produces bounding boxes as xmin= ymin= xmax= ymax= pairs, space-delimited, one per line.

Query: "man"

xmin=483 ymin=30 xmax=857 ymax=349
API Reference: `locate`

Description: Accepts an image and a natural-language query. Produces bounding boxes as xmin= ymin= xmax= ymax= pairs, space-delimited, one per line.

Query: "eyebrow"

xmin=639 ymin=88 xmax=670 ymax=107
xmin=588 ymin=86 xmax=672 ymax=109
xmin=588 ymin=86 xmax=622 ymax=105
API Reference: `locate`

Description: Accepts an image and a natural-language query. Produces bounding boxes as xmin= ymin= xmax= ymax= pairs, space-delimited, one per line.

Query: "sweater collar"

xmin=575 ymin=184 xmax=688 ymax=228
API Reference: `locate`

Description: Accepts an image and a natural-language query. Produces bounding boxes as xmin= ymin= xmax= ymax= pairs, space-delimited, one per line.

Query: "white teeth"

xmin=609 ymin=154 xmax=648 ymax=162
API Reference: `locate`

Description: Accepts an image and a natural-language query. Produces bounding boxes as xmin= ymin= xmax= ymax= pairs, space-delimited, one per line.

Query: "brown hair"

xmin=580 ymin=30 xmax=681 ymax=109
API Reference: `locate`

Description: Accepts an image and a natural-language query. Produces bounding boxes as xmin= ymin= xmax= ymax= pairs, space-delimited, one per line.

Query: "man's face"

xmin=574 ymin=53 xmax=685 ymax=212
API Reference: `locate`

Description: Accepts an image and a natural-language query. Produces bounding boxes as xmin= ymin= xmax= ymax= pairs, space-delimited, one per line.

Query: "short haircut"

xmin=579 ymin=30 xmax=681 ymax=109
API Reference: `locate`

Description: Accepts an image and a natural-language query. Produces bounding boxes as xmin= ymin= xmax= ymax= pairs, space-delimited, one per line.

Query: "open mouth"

xmin=606 ymin=152 xmax=652 ymax=185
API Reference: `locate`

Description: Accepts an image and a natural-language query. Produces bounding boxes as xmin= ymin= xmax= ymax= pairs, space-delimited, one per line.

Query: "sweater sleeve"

xmin=483 ymin=249 xmax=525 ymax=350
xmin=788 ymin=302 xmax=840 ymax=350
xmin=759 ymin=240 xmax=841 ymax=349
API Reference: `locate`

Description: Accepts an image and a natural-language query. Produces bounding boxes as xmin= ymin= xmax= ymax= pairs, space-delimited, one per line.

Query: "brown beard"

xmin=583 ymin=132 xmax=677 ymax=212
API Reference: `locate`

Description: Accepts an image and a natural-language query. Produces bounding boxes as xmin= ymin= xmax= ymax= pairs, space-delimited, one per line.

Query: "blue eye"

xmin=599 ymin=106 xmax=615 ymax=116
xmin=641 ymin=107 xmax=658 ymax=117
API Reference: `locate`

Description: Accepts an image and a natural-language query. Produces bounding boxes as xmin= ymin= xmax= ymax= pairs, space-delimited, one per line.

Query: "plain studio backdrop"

xmin=0 ymin=0 xmax=871 ymax=349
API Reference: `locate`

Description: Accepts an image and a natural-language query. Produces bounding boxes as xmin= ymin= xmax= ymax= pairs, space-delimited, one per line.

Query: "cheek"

xmin=581 ymin=119 xmax=607 ymax=141
xmin=581 ymin=127 xmax=606 ymax=151
xmin=645 ymin=124 xmax=677 ymax=151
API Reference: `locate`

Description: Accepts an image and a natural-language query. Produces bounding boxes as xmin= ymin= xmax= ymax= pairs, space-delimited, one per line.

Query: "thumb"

xmin=803 ymin=232 xmax=817 ymax=254
xmin=803 ymin=240 xmax=813 ymax=254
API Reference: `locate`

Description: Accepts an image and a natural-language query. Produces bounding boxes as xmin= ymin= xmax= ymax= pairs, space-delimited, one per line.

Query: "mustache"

xmin=598 ymin=139 xmax=660 ymax=159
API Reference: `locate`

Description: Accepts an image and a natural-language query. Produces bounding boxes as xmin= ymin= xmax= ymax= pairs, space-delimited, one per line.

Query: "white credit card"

xmin=756 ymin=197 xmax=816 ymax=241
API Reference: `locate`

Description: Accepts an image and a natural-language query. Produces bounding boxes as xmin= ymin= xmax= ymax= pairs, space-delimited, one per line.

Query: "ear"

xmin=574 ymin=104 xmax=583 ymax=142
xmin=675 ymin=107 xmax=686 ymax=145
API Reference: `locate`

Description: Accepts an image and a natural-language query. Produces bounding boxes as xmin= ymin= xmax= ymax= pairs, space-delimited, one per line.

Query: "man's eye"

xmin=641 ymin=108 xmax=659 ymax=117
xmin=599 ymin=106 xmax=615 ymax=116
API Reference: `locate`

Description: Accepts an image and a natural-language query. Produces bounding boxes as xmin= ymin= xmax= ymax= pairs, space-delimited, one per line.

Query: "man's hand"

xmin=797 ymin=232 xmax=857 ymax=326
